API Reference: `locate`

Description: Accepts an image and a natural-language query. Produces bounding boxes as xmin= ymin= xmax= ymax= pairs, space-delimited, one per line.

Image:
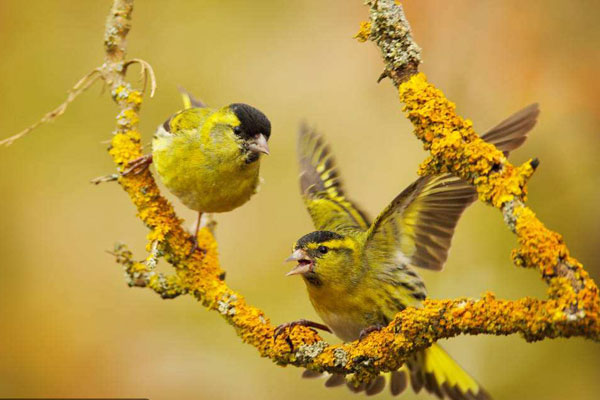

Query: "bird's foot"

xmin=274 ymin=319 xmax=332 ymax=340
xmin=359 ymin=324 xmax=385 ymax=341
xmin=189 ymin=236 xmax=199 ymax=255
xmin=122 ymin=154 xmax=153 ymax=176
xmin=90 ymin=173 xmax=119 ymax=185
xmin=187 ymin=236 xmax=206 ymax=257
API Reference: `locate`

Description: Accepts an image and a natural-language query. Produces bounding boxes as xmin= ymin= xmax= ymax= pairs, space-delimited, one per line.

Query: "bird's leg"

xmin=189 ymin=211 xmax=203 ymax=255
xmin=358 ymin=324 xmax=386 ymax=341
xmin=273 ymin=319 xmax=332 ymax=340
xmin=122 ymin=154 xmax=153 ymax=176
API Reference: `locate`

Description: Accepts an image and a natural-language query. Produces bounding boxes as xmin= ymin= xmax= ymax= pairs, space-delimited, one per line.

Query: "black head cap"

xmin=230 ymin=103 xmax=271 ymax=141
xmin=295 ymin=231 xmax=343 ymax=249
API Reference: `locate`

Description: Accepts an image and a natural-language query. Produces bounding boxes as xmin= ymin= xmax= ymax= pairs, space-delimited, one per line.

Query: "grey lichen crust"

xmin=367 ymin=0 xmax=421 ymax=83
xmin=333 ymin=348 xmax=349 ymax=367
xmin=218 ymin=293 xmax=238 ymax=316
xmin=502 ymin=199 xmax=519 ymax=233
xmin=296 ymin=341 xmax=329 ymax=364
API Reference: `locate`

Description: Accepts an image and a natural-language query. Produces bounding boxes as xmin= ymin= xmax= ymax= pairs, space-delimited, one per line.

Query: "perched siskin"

xmin=126 ymin=91 xmax=271 ymax=245
xmin=281 ymin=104 xmax=539 ymax=398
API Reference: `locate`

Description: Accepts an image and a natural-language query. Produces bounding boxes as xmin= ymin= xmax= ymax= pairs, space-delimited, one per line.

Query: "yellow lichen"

xmin=354 ymin=21 xmax=372 ymax=42
xmin=395 ymin=71 xmax=599 ymax=343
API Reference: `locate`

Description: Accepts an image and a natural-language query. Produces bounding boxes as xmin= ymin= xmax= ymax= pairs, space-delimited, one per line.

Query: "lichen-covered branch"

xmin=361 ymin=0 xmax=597 ymax=310
xmin=363 ymin=0 xmax=599 ymax=328
xmin=5 ymin=0 xmax=597 ymax=387
xmin=103 ymin=0 xmax=599 ymax=382
xmin=357 ymin=0 xmax=421 ymax=84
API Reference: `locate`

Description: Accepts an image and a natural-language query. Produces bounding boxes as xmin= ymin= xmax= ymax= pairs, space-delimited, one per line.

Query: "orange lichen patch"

xmin=512 ymin=206 xmax=566 ymax=274
xmin=399 ymin=73 xmax=548 ymax=215
xmin=508 ymin=202 xmax=600 ymax=318
xmin=354 ymin=21 xmax=372 ymax=42
xmin=181 ymin=228 xmax=224 ymax=292
xmin=473 ymin=161 xmax=536 ymax=208
xmin=170 ymin=227 xmax=323 ymax=362
xmin=300 ymin=292 xmax=591 ymax=380
xmin=108 ymin=93 xmax=192 ymax=267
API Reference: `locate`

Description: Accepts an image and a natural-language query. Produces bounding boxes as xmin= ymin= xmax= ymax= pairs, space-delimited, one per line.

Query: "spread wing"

xmin=297 ymin=124 xmax=370 ymax=232
xmin=364 ymin=103 xmax=540 ymax=271
xmin=364 ymin=174 xmax=474 ymax=271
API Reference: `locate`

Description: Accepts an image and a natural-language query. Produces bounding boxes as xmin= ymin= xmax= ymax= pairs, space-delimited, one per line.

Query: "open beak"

xmin=248 ymin=134 xmax=270 ymax=155
xmin=284 ymin=249 xmax=313 ymax=276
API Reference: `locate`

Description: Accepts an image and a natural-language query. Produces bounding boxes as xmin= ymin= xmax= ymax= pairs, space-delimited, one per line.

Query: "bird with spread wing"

xmin=278 ymin=104 xmax=540 ymax=399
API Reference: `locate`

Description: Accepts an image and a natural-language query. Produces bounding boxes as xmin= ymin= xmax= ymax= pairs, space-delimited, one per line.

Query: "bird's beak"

xmin=248 ymin=134 xmax=270 ymax=155
xmin=285 ymin=249 xmax=313 ymax=276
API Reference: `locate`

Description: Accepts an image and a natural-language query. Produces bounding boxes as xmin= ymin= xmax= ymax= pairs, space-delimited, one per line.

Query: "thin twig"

xmin=0 ymin=68 xmax=102 ymax=147
xmin=124 ymin=58 xmax=157 ymax=97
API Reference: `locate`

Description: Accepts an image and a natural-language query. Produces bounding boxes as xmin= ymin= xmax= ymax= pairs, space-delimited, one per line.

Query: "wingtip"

xmin=298 ymin=119 xmax=310 ymax=134
xmin=177 ymin=85 xmax=207 ymax=108
xmin=526 ymin=102 xmax=541 ymax=119
xmin=297 ymin=120 xmax=319 ymax=140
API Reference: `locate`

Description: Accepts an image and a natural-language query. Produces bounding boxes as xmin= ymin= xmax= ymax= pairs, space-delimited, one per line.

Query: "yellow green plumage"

xmin=150 ymin=91 xmax=271 ymax=219
xmin=287 ymin=104 xmax=540 ymax=398
xmin=153 ymin=107 xmax=262 ymax=213
xmin=119 ymin=89 xmax=272 ymax=247
xmin=297 ymin=123 xmax=370 ymax=232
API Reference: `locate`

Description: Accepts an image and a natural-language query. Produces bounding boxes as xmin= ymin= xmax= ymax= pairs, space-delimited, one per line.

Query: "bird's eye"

xmin=318 ymin=246 xmax=328 ymax=254
xmin=233 ymin=126 xmax=242 ymax=135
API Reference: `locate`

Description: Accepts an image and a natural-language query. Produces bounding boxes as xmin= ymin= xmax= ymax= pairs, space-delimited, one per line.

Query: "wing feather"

xmin=297 ymin=124 xmax=370 ymax=232
xmin=365 ymin=104 xmax=540 ymax=271
xmin=481 ymin=103 xmax=539 ymax=154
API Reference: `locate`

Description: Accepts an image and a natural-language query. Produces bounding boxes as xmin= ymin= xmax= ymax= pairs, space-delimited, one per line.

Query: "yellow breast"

xmin=152 ymin=124 xmax=261 ymax=213
xmin=305 ymin=278 xmax=378 ymax=341
xmin=305 ymin=266 xmax=421 ymax=342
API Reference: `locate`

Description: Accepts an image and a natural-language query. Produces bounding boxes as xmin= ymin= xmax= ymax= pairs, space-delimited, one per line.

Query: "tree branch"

xmin=104 ymin=0 xmax=598 ymax=384
xmin=4 ymin=0 xmax=598 ymax=387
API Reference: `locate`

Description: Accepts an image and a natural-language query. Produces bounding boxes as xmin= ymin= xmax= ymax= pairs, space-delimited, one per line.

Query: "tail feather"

xmin=409 ymin=344 xmax=490 ymax=400
xmin=301 ymin=369 xmax=323 ymax=379
xmin=365 ymin=375 xmax=386 ymax=396
xmin=303 ymin=367 xmax=410 ymax=397
xmin=302 ymin=345 xmax=487 ymax=399
xmin=177 ymin=86 xmax=207 ymax=110
xmin=390 ymin=370 xmax=408 ymax=396
xmin=325 ymin=373 xmax=345 ymax=387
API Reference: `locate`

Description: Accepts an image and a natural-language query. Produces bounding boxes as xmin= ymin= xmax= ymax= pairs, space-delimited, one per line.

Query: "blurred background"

xmin=0 ymin=1 xmax=599 ymax=399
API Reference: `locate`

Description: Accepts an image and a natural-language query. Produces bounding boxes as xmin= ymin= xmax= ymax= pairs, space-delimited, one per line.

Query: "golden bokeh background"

xmin=1 ymin=1 xmax=599 ymax=399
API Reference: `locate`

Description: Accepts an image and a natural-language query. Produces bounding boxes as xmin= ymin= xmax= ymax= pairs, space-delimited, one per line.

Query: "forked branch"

xmin=3 ymin=0 xmax=598 ymax=386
